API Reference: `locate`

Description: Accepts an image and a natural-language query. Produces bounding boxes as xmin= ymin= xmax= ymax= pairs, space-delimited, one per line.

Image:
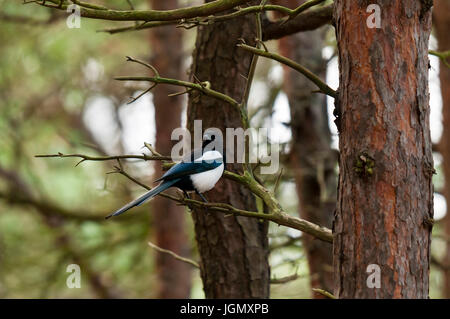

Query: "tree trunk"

xmin=434 ymin=0 xmax=450 ymax=299
xmin=333 ymin=0 xmax=433 ymax=298
xmin=186 ymin=1 xmax=270 ymax=298
xmin=149 ymin=0 xmax=191 ymax=299
xmin=274 ymin=0 xmax=335 ymax=297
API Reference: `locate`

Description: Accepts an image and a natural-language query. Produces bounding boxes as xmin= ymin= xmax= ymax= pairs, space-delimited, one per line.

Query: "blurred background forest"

xmin=0 ymin=0 xmax=448 ymax=298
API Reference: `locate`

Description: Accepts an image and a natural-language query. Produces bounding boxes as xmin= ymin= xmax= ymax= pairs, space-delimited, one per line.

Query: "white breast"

xmin=190 ymin=163 xmax=224 ymax=193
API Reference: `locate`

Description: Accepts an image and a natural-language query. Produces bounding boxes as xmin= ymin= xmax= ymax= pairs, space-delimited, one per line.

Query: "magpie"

xmin=105 ymin=132 xmax=224 ymax=219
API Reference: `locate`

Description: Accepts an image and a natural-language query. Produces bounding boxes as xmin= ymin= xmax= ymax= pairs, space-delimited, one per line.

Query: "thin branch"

xmin=289 ymin=0 xmax=326 ymax=19
xmin=108 ymin=165 xmax=152 ymax=192
xmin=270 ymin=272 xmax=304 ymax=284
xmin=35 ymin=153 xmax=333 ymax=243
xmin=312 ymin=288 xmax=336 ymax=299
xmin=236 ymin=0 xmax=268 ymax=164
xmin=126 ymin=0 xmax=135 ymax=11
xmin=273 ymin=168 xmax=284 ymax=194
xmin=429 ymin=50 xmax=450 ymax=69
xmin=115 ymin=75 xmax=240 ymax=108
xmin=117 ymin=56 xmax=239 ymax=108
xmin=164 ymin=195 xmax=331 ymax=242
xmin=98 ymin=0 xmax=328 ymax=34
xmin=127 ymin=84 xmax=156 ymax=104
xmin=270 ymin=235 xmax=302 ymax=251
xmin=98 ymin=20 xmax=176 ymax=34
xmin=35 ymin=152 xmax=171 ymax=163
xmin=143 ymin=142 xmax=163 ymax=157
xmin=67 ymin=0 xmax=108 ymax=10
xmin=224 ymin=170 xmax=333 ymax=242
xmin=241 ymin=0 xmax=268 ymax=110
xmin=112 ymin=168 xmax=323 ymax=242
xmin=126 ymin=56 xmax=159 ymax=76
xmin=33 ymin=0 xmax=250 ymax=22
xmin=148 ymin=241 xmax=200 ymax=268
xmin=98 ymin=4 xmax=307 ymax=34
xmin=237 ymin=43 xmax=337 ymax=98
xmin=122 ymin=56 xmax=159 ymax=104
xmin=262 ymin=4 xmax=333 ymax=41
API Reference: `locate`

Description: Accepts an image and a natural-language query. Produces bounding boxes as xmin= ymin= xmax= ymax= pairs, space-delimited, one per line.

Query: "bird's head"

xmin=202 ymin=130 xmax=226 ymax=166
xmin=202 ymin=131 xmax=216 ymax=149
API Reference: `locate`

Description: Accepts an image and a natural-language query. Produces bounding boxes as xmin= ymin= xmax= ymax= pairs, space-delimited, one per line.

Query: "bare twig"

xmin=143 ymin=142 xmax=163 ymax=157
xmin=107 ymin=166 xmax=152 ymax=192
xmin=98 ymin=21 xmax=175 ymax=34
xmin=288 ymin=0 xmax=325 ymax=19
xmin=270 ymin=235 xmax=302 ymax=251
xmin=429 ymin=50 xmax=450 ymax=69
xmin=127 ymin=83 xmax=157 ymax=104
xmin=270 ymin=272 xmax=304 ymax=284
xmin=241 ymin=0 xmax=268 ymax=110
xmin=98 ymin=3 xmax=314 ymax=34
xmin=126 ymin=56 xmax=159 ymax=77
xmin=262 ymin=4 xmax=333 ymax=41
xmin=312 ymin=288 xmax=336 ymax=299
xmin=32 ymin=0 xmax=250 ymax=22
xmin=68 ymin=0 xmax=108 ymax=10
xmin=237 ymin=43 xmax=337 ymax=98
xmin=115 ymin=75 xmax=240 ymax=109
xmin=182 ymin=198 xmax=332 ymax=242
xmin=126 ymin=0 xmax=135 ymax=11
xmin=273 ymin=168 xmax=284 ymax=194
xmin=148 ymin=241 xmax=200 ymax=268
xmin=35 ymin=152 xmax=171 ymax=163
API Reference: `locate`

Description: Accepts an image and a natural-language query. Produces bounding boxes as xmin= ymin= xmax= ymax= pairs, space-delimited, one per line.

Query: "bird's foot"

xmin=183 ymin=191 xmax=191 ymax=200
xmin=197 ymin=191 xmax=208 ymax=203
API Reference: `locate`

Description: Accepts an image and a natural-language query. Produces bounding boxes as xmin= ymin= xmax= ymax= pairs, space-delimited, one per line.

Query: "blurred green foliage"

xmin=0 ymin=0 xmax=165 ymax=298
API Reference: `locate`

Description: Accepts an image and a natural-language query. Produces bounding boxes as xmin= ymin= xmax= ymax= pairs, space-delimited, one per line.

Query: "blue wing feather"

xmin=155 ymin=160 xmax=222 ymax=182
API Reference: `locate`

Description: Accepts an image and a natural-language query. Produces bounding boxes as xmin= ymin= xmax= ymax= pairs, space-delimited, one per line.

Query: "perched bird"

xmin=105 ymin=132 xmax=224 ymax=219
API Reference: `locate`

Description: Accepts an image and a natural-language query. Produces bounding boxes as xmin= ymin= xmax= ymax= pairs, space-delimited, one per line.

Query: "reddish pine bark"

xmin=334 ymin=0 xmax=433 ymax=298
xmin=186 ymin=1 xmax=270 ymax=298
xmin=274 ymin=0 xmax=335 ymax=297
xmin=149 ymin=0 xmax=191 ymax=299
xmin=434 ymin=0 xmax=450 ymax=299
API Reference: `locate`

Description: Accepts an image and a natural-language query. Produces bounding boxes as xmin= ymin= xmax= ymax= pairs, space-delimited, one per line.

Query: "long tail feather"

xmin=105 ymin=179 xmax=179 ymax=219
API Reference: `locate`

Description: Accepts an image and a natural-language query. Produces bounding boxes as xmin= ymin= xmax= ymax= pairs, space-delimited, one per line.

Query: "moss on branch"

xmin=36 ymin=0 xmax=251 ymax=22
xmin=237 ymin=43 xmax=337 ymax=98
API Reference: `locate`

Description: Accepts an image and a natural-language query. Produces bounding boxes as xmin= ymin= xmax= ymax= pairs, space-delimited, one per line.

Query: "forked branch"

xmin=237 ymin=43 xmax=337 ymax=98
xmin=35 ymin=150 xmax=333 ymax=243
xmin=100 ymin=0 xmax=326 ymax=34
xmin=429 ymin=50 xmax=450 ymax=69
xmin=33 ymin=0 xmax=249 ymax=21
